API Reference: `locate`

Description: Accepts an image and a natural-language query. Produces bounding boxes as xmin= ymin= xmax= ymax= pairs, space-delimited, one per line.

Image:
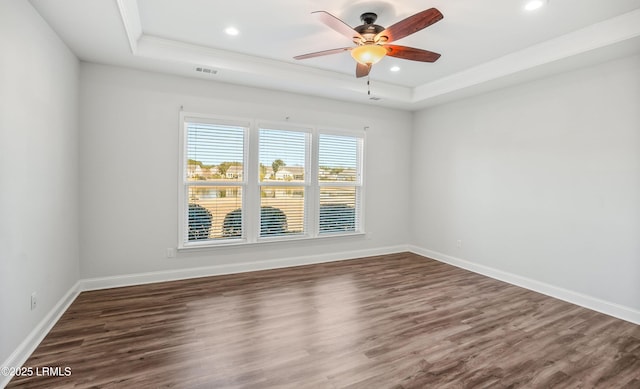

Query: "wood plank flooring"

xmin=7 ymin=252 xmax=640 ymax=388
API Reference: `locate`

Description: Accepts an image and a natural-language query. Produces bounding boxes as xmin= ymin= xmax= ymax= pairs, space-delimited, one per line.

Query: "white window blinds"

xmin=318 ymin=134 xmax=362 ymax=234
xmin=258 ymin=128 xmax=309 ymax=238
xmin=183 ymin=122 xmax=246 ymax=244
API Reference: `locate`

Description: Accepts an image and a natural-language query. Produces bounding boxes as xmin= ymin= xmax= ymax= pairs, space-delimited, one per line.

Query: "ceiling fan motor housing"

xmin=355 ymin=12 xmax=385 ymax=42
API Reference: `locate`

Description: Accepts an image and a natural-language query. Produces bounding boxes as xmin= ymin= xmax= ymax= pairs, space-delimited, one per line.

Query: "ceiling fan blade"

xmin=375 ymin=8 xmax=443 ymax=43
xmin=385 ymin=45 xmax=441 ymax=62
xmin=312 ymin=11 xmax=364 ymax=43
xmin=294 ymin=47 xmax=352 ymax=60
xmin=356 ymin=63 xmax=371 ymax=78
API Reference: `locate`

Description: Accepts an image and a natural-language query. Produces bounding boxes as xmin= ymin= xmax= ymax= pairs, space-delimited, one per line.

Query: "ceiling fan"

xmin=294 ymin=8 xmax=443 ymax=78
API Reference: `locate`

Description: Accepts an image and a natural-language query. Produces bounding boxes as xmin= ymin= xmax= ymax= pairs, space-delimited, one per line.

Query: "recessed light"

xmin=225 ymin=27 xmax=239 ymax=36
xmin=524 ymin=0 xmax=545 ymax=11
xmin=390 ymin=66 xmax=400 ymax=72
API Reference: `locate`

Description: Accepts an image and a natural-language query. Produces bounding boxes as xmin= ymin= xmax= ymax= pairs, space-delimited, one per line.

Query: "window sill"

xmin=177 ymin=231 xmax=366 ymax=252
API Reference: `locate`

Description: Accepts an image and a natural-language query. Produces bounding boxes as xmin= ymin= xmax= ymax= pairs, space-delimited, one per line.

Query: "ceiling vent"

xmin=369 ymin=96 xmax=382 ymax=101
xmin=195 ymin=66 xmax=218 ymax=75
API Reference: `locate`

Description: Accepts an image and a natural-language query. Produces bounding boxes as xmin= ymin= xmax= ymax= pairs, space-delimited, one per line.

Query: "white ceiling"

xmin=30 ymin=0 xmax=640 ymax=110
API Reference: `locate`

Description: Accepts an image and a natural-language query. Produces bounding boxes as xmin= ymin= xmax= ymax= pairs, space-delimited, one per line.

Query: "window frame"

xmin=178 ymin=112 xmax=365 ymax=250
xmin=317 ymin=131 xmax=365 ymax=236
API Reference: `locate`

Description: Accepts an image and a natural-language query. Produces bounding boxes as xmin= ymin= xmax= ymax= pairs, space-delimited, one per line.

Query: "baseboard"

xmin=408 ymin=245 xmax=640 ymax=325
xmin=1 ymin=281 xmax=81 ymax=389
xmin=80 ymin=245 xmax=409 ymax=291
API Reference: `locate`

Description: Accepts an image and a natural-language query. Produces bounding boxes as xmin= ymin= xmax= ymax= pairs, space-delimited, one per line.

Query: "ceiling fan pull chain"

xmin=367 ymin=77 xmax=371 ymax=95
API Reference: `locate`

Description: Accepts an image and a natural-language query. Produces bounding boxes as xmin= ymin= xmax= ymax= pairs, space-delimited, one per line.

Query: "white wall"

xmin=0 ymin=1 xmax=80 ymax=365
xmin=411 ymin=55 xmax=640 ymax=312
xmin=79 ymin=63 xmax=412 ymax=279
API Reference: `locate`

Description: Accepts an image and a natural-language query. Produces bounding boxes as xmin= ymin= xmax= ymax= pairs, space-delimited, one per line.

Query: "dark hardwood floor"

xmin=8 ymin=252 xmax=640 ymax=388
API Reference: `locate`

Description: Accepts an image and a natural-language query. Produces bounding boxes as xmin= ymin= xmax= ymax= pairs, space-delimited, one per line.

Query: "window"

xmin=179 ymin=113 xmax=364 ymax=248
xmin=318 ymin=134 xmax=362 ymax=234
xmin=181 ymin=118 xmax=248 ymax=245
xmin=259 ymin=128 xmax=309 ymax=238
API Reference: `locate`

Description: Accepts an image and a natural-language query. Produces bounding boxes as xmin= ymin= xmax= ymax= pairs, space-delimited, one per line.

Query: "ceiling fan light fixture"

xmin=351 ymin=45 xmax=387 ymax=65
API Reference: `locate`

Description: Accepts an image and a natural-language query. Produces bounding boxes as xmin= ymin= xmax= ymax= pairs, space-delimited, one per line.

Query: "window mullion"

xmin=308 ymin=129 xmax=319 ymax=237
xmin=245 ymin=123 xmax=260 ymax=243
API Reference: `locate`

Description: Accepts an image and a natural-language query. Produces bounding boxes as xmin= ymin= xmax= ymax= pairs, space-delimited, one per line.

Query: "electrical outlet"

xmin=30 ymin=292 xmax=37 ymax=311
xmin=166 ymin=248 xmax=176 ymax=258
